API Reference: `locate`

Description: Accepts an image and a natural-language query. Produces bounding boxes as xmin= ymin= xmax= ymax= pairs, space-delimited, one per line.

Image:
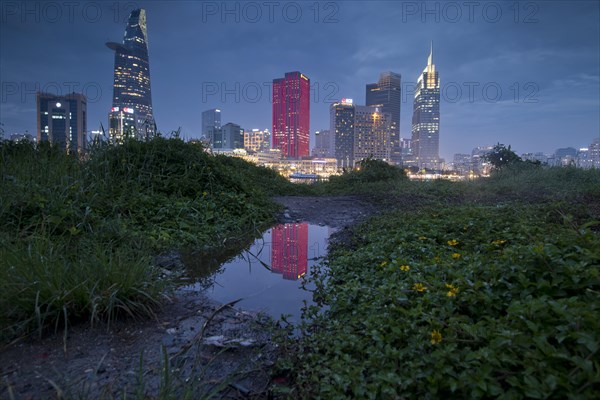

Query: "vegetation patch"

xmin=0 ymin=138 xmax=292 ymax=342
xmin=281 ymin=168 xmax=600 ymax=399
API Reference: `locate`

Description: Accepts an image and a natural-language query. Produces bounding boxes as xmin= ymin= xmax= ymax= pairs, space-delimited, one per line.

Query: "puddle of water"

xmin=180 ymin=222 xmax=332 ymax=323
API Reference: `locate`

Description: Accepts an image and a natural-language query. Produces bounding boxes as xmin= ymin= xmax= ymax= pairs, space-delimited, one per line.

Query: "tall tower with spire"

xmin=411 ymin=42 xmax=440 ymax=169
xmin=107 ymin=9 xmax=155 ymax=142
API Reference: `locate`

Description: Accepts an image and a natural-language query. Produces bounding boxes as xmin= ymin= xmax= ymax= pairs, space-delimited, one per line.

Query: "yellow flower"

xmin=380 ymin=261 xmax=388 ymax=268
xmin=418 ymin=236 xmax=427 ymax=241
xmin=400 ymin=265 xmax=410 ymax=272
xmin=202 ymin=191 xmax=208 ymax=197
xmin=413 ymin=283 xmax=427 ymax=292
xmin=451 ymin=253 xmax=461 ymax=259
xmin=447 ymin=239 xmax=459 ymax=246
xmin=445 ymin=284 xmax=458 ymax=297
xmin=431 ymin=329 xmax=442 ymax=345
xmin=492 ymin=239 xmax=507 ymax=246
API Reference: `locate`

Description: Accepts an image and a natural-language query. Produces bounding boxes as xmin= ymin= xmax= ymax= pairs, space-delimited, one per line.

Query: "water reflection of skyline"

xmin=183 ymin=222 xmax=332 ymax=322
xmin=271 ymin=223 xmax=308 ymax=281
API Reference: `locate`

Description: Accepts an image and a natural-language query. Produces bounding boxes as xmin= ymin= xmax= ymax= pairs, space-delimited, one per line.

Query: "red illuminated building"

xmin=271 ymin=223 xmax=308 ymax=280
xmin=272 ymin=72 xmax=310 ymax=158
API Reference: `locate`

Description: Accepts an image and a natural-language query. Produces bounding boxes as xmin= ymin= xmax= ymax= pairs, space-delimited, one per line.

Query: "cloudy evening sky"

xmin=1 ymin=0 xmax=599 ymax=160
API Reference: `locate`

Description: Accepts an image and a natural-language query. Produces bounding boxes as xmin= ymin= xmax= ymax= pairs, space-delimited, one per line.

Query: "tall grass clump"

xmin=0 ymin=137 xmax=284 ymax=342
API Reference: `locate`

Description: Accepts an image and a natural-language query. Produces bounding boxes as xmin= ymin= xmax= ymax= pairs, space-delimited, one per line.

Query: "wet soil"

xmin=273 ymin=195 xmax=380 ymax=229
xmin=0 ymin=195 xmax=378 ymax=399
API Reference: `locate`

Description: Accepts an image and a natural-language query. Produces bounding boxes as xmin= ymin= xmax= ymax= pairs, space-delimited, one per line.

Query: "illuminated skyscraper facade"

xmin=354 ymin=105 xmax=392 ymax=164
xmin=411 ymin=44 xmax=440 ymax=169
xmin=366 ymin=72 xmax=402 ymax=164
xmin=202 ymin=108 xmax=221 ymax=142
xmin=272 ymin=72 xmax=310 ymax=158
xmin=107 ymin=9 xmax=155 ymax=141
xmin=330 ymin=99 xmax=355 ymax=169
xmin=37 ymin=92 xmax=87 ymax=154
xmin=271 ymin=223 xmax=308 ymax=281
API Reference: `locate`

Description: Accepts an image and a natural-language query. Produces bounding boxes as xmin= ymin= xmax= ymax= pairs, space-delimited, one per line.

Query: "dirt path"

xmin=1 ymin=196 xmax=378 ymax=399
xmin=274 ymin=195 xmax=380 ymax=229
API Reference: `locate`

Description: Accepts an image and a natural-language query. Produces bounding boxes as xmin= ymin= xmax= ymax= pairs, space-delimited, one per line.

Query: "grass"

xmin=2 ymin=140 xmax=600 ymax=398
xmin=0 ymin=137 xmax=293 ymax=342
xmin=278 ymin=165 xmax=600 ymax=399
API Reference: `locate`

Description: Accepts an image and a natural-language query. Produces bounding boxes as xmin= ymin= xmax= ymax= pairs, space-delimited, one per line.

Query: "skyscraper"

xmin=353 ymin=105 xmax=392 ymax=164
xmin=366 ymin=72 xmax=401 ymax=164
xmin=219 ymin=122 xmax=244 ymax=150
xmin=202 ymin=108 xmax=221 ymax=142
xmin=37 ymin=92 xmax=87 ymax=154
xmin=330 ymin=99 xmax=355 ymax=169
xmin=411 ymin=43 xmax=440 ymax=170
xmin=272 ymin=72 xmax=310 ymax=158
xmin=107 ymin=9 xmax=155 ymax=142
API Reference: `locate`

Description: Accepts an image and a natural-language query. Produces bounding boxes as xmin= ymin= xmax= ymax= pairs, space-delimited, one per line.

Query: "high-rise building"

xmin=202 ymin=108 xmax=221 ymax=143
xmin=219 ymin=122 xmax=244 ymax=150
xmin=272 ymin=72 xmax=310 ymax=158
xmin=271 ymin=223 xmax=308 ymax=281
xmin=354 ymin=105 xmax=392 ymax=164
xmin=244 ymin=128 xmax=271 ymax=152
xmin=37 ymin=92 xmax=87 ymax=154
xmin=330 ymin=99 xmax=355 ymax=169
xmin=312 ymin=129 xmax=333 ymax=158
xmin=411 ymin=43 xmax=440 ymax=170
xmin=366 ymin=72 xmax=402 ymax=164
xmin=107 ymin=9 xmax=155 ymax=142
xmin=330 ymin=99 xmax=392 ymax=169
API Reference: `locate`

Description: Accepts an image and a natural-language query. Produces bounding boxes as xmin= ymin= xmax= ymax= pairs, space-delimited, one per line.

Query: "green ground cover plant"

xmin=282 ymin=167 xmax=600 ymax=399
xmin=0 ymin=138 xmax=292 ymax=342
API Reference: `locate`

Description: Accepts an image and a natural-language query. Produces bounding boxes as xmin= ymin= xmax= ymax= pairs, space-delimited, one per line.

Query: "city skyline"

xmin=1 ymin=1 xmax=599 ymax=160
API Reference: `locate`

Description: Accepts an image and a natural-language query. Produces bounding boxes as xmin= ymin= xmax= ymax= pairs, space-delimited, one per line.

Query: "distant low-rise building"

xmin=312 ymin=129 xmax=333 ymax=158
xmin=471 ymin=146 xmax=493 ymax=175
xmin=213 ymin=122 xmax=243 ymax=150
xmin=452 ymin=153 xmax=471 ymax=175
xmin=10 ymin=132 xmax=35 ymax=143
xmin=521 ymin=152 xmax=548 ymax=164
xmin=244 ymin=128 xmax=271 ymax=152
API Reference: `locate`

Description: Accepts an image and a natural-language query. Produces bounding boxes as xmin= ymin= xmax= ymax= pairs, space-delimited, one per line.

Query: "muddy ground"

xmin=0 ymin=196 xmax=378 ymax=400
